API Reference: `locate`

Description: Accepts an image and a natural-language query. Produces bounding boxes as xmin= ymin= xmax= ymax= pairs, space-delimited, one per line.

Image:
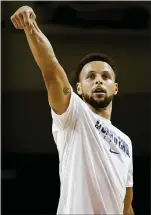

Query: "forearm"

xmin=24 ymin=21 xmax=58 ymax=73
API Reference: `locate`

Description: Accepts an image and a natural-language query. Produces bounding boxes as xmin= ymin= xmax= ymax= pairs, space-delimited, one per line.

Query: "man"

xmin=11 ymin=6 xmax=134 ymax=215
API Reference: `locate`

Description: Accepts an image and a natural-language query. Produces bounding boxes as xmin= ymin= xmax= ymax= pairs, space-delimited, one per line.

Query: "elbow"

xmin=124 ymin=206 xmax=134 ymax=215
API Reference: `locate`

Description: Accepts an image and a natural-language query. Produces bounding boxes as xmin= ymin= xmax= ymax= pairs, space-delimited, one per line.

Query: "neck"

xmin=86 ymin=102 xmax=112 ymax=120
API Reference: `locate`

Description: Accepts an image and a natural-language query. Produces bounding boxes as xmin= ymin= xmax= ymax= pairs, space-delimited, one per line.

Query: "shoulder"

xmin=50 ymin=87 xmax=88 ymax=130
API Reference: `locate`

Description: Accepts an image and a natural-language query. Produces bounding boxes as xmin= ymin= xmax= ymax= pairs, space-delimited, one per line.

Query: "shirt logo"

xmin=95 ymin=120 xmax=130 ymax=157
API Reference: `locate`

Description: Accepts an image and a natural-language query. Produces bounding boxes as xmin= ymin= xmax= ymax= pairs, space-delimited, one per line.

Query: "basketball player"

xmin=11 ymin=6 xmax=134 ymax=215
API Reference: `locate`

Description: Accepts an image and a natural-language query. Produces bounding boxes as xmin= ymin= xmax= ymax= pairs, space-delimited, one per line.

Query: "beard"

xmin=82 ymin=93 xmax=114 ymax=109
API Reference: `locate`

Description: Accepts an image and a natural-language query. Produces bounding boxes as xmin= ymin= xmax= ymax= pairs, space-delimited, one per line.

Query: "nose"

xmin=95 ymin=75 xmax=103 ymax=85
xmin=95 ymin=80 xmax=103 ymax=85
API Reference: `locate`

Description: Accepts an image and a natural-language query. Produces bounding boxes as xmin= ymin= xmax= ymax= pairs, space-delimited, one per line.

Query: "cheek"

xmin=82 ymin=82 xmax=92 ymax=94
xmin=107 ymin=83 xmax=116 ymax=95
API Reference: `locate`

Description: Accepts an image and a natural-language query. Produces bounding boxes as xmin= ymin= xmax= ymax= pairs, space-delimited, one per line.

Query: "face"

xmin=76 ymin=61 xmax=118 ymax=109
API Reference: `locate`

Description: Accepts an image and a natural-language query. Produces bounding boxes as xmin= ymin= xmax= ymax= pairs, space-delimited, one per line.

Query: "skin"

xmin=76 ymin=60 xmax=118 ymax=120
xmin=10 ymin=6 xmax=134 ymax=213
xmin=77 ymin=61 xmax=134 ymax=214
xmin=124 ymin=187 xmax=134 ymax=215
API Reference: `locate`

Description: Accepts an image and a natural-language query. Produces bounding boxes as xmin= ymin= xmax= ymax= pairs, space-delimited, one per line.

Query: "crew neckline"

xmin=85 ymin=103 xmax=112 ymax=124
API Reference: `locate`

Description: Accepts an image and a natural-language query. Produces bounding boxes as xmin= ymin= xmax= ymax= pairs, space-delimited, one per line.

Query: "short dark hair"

xmin=75 ymin=53 xmax=118 ymax=83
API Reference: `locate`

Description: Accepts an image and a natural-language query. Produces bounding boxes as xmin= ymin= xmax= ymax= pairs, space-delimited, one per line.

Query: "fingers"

xmin=22 ymin=11 xmax=30 ymax=27
xmin=22 ymin=12 xmax=32 ymax=34
xmin=11 ymin=15 xmax=24 ymax=30
xmin=11 ymin=16 xmax=19 ymax=29
xmin=10 ymin=7 xmax=36 ymax=34
xmin=18 ymin=14 xmax=25 ymax=28
xmin=14 ymin=16 xmax=24 ymax=29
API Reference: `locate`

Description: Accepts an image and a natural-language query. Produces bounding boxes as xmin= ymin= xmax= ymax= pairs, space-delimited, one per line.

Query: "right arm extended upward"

xmin=11 ymin=6 xmax=71 ymax=114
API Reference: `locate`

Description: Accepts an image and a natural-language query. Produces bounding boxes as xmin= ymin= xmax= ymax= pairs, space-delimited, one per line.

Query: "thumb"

xmin=32 ymin=11 xmax=36 ymax=20
xmin=28 ymin=13 xmax=36 ymax=34
xmin=30 ymin=21 xmax=40 ymax=34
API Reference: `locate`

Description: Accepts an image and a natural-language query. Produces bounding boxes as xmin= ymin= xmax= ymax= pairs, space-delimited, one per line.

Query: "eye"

xmin=102 ymin=74 xmax=109 ymax=80
xmin=88 ymin=73 xmax=95 ymax=79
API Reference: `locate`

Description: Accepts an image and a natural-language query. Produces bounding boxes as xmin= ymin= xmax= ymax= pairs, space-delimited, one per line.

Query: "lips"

xmin=93 ymin=87 xmax=106 ymax=93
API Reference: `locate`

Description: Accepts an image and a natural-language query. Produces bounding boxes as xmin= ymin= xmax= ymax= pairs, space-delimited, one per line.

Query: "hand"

xmin=10 ymin=6 xmax=36 ymax=34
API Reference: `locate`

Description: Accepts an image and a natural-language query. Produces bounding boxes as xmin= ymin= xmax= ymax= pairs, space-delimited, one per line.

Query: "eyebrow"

xmin=86 ymin=70 xmax=112 ymax=75
xmin=103 ymin=70 xmax=112 ymax=75
xmin=86 ymin=70 xmax=95 ymax=75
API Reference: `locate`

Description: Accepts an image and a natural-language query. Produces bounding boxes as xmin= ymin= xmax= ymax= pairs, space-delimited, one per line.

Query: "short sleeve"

xmin=49 ymin=86 xmax=84 ymax=130
xmin=126 ymin=150 xmax=133 ymax=187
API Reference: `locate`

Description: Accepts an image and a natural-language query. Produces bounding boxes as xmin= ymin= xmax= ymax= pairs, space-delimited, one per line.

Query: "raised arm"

xmin=11 ymin=6 xmax=71 ymax=114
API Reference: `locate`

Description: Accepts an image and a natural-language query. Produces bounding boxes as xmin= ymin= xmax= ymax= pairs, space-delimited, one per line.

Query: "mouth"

xmin=93 ymin=87 xmax=106 ymax=94
xmin=93 ymin=92 xmax=106 ymax=98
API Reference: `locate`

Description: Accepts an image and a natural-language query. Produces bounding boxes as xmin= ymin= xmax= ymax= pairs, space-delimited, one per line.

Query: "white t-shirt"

xmin=50 ymin=87 xmax=133 ymax=215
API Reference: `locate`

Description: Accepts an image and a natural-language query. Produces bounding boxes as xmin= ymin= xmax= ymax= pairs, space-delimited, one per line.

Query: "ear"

xmin=76 ymin=82 xmax=82 ymax=96
xmin=114 ymin=83 xmax=118 ymax=95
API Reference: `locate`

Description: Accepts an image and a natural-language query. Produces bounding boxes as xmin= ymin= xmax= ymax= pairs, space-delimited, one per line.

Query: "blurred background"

xmin=2 ymin=1 xmax=150 ymax=214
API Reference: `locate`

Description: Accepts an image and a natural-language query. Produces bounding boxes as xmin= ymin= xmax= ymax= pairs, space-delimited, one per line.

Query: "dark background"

xmin=2 ymin=1 xmax=151 ymax=214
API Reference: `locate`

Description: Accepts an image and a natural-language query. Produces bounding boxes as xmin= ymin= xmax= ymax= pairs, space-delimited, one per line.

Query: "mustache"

xmin=82 ymin=93 xmax=114 ymax=109
xmin=93 ymin=86 xmax=107 ymax=93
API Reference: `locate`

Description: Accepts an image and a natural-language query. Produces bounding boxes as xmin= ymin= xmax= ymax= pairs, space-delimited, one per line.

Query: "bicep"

xmin=44 ymin=58 xmax=85 ymax=129
xmin=47 ymin=73 xmax=71 ymax=115
xmin=42 ymin=58 xmax=71 ymax=115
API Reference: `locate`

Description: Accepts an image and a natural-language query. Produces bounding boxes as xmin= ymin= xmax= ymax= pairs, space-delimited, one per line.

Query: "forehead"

xmin=80 ymin=60 xmax=114 ymax=79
